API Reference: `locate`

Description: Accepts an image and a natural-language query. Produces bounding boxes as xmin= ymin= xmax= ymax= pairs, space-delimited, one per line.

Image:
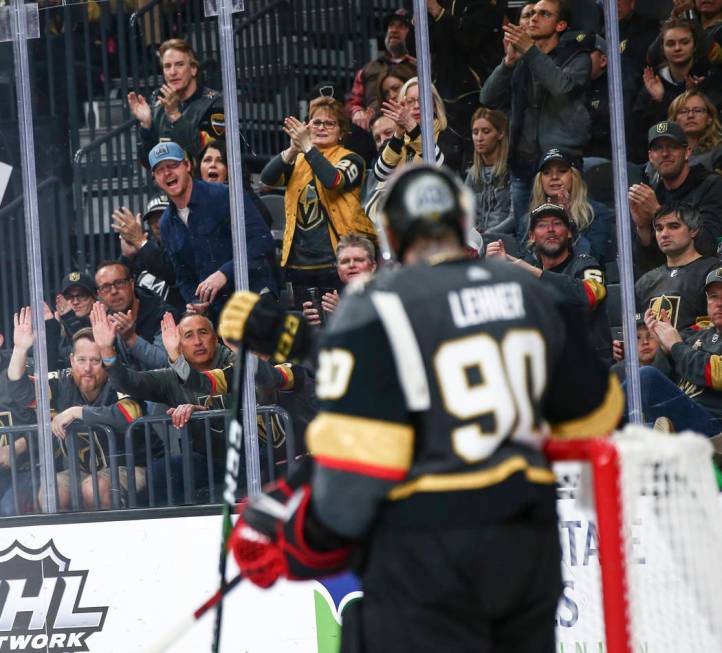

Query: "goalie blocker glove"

xmin=228 ymin=459 xmax=352 ymax=588
xmin=218 ymin=291 xmax=313 ymax=362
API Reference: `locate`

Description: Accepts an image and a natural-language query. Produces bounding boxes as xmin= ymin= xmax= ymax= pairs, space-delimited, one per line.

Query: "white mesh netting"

xmin=616 ymin=426 xmax=722 ymax=651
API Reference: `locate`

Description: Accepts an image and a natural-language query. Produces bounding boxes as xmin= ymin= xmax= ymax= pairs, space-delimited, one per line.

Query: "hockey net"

xmin=547 ymin=426 xmax=722 ymax=653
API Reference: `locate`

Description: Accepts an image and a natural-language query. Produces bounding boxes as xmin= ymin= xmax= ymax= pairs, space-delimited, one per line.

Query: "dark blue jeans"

xmin=625 ymin=366 xmax=721 ymax=437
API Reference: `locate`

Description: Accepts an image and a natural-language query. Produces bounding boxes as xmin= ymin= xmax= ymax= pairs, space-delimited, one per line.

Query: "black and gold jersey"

xmin=636 ymin=256 xmax=718 ymax=330
xmin=307 ymin=257 xmax=623 ymax=538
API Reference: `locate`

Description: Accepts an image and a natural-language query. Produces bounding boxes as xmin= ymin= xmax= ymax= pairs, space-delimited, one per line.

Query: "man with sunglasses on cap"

xmin=113 ymin=194 xmax=185 ymax=312
xmin=487 ymin=201 xmax=612 ymax=365
xmin=54 ymin=271 xmax=97 ymax=367
xmin=629 ymin=120 xmax=722 ymax=272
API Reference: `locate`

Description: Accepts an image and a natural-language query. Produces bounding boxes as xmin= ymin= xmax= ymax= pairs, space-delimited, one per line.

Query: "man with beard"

xmin=629 ymin=121 xmax=722 ymax=271
xmin=95 ymin=260 xmax=180 ymax=370
xmin=345 ymin=9 xmax=417 ymax=131
xmin=487 ymin=202 xmax=612 ymax=365
xmin=4 ymin=311 xmax=150 ymax=511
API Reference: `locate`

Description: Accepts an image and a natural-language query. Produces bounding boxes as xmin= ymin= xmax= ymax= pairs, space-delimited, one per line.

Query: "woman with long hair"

xmin=374 ymin=76 xmax=447 ymax=182
xmin=668 ymin=89 xmax=722 ymax=172
xmin=526 ymin=149 xmax=612 ymax=262
xmin=634 ymin=18 xmax=710 ymax=130
xmin=464 ymin=107 xmax=513 ymax=235
xmin=260 ymin=96 xmax=376 ymax=305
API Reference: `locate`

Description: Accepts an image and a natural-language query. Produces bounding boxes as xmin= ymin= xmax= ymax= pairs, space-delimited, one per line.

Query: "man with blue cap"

xmin=148 ymin=141 xmax=276 ymax=319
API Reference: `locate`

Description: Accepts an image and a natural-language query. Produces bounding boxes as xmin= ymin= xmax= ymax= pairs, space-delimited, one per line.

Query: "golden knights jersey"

xmin=307 ymin=258 xmax=623 ymax=538
xmin=635 ymin=256 xmax=718 ymax=330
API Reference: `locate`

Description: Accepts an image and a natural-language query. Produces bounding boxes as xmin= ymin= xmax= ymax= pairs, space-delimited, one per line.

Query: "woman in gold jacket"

xmin=260 ymin=97 xmax=376 ymax=307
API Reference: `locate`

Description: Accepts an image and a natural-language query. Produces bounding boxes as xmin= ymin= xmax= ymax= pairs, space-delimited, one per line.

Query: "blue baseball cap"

xmin=148 ymin=141 xmax=186 ymax=170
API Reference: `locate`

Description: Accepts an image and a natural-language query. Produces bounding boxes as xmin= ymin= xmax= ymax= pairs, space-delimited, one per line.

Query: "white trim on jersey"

xmin=369 ymin=290 xmax=431 ymax=412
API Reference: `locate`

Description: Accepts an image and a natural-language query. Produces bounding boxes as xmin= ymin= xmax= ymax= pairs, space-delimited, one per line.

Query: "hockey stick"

xmin=147 ymin=573 xmax=243 ymax=653
xmin=211 ymin=346 xmax=247 ymax=653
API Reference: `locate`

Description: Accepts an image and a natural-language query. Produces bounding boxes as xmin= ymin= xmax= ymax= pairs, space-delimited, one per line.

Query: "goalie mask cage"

xmin=546 ymin=426 xmax=722 ymax=653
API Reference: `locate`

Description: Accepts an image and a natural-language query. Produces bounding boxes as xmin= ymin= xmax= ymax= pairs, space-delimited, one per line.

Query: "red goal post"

xmin=546 ymin=427 xmax=722 ymax=653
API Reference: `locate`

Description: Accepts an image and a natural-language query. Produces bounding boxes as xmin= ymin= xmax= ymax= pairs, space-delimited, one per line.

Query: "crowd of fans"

xmin=2 ymin=0 xmax=722 ymax=515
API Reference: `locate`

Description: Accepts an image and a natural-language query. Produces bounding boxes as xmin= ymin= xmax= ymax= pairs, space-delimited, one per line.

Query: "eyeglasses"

xmin=97 ymin=278 xmax=131 ymax=295
xmin=677 ymin=107 xmax=708 ymax=116
xmin=310 ymin=119 xmax=338 ymax=129
xmin=528 ymin=9 xmax=558 ymax=18
xmin=65 ymin=292 xmax=92 ymax=301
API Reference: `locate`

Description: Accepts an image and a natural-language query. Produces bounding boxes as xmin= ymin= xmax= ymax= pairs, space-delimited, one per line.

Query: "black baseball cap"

xmin=60 ymin=271 xmax=96 ymax=297
xmin=143 ymin=193 xmax=169 ymax=221
xmin=529 ymin=203 xmax=571 ymax=229
xmin=538 ymin=148 xmax=580 ymax=172
xmin=383 ymin=8 xmax=412 ymax=31
xmin=705 ymin=267 xmax=722 ymax=290
xmin=648 ymin=121 xmax=687 ymax=147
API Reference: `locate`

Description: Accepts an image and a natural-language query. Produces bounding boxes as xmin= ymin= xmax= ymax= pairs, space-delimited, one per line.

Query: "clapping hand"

xmin=381 ymin=98 xmax=416 ymax=137
xmin=111 ymin=207 xmax=145 ymax=249
xmin=89 ymin=302 xmax=117 ymax=352
xmin=157 ymin=83 xmax=181 ymax=121
xmin=502 ymin=23 xmax=534 ymax=56
xmin=643 ymin=67 xmax=664 ymax=102
xmin=13 ymin=307 xmax=34 ymax=352
xmin=160 ymin=311 xmax=181 ymax=362
xmin=127 ymin=92 xmax=152 ymax=129
xmin=283 ymin=116 xmax=313 ymax=152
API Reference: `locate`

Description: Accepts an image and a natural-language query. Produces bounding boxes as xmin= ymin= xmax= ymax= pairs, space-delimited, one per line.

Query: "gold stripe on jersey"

xmin=203 ymin=369 xmax=229 ymax=395
xmin=550 ymin=374 xmax=623 ymax=439
xmin=307 ymin=412 xmax=413 ymax=475
xmin=117 ymin=398 xmax=142 ymax=422
xmin=707 ymin=355 xmax=722 ymax=390
xmin=388 ymin=455 xmax=556 ymax=501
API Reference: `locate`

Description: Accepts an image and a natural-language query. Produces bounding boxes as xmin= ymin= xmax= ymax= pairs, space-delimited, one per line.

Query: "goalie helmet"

xmin=377 ymin=164 xmax=474 ymax=260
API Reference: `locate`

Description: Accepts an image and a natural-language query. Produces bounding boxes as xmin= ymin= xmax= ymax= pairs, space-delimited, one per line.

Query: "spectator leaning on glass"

xmin=260 ymin=97 xmax=376 ymax=306
xmin=4 ymin=311 xmax=150 ymax=511
xmin=525 ymin=148 xmax=612 ymax=263
xmin=668 ymin=89 xmax=722 ymax=172
xmin=464 ymin=107 xmax=513 ymax=236
xmin=301 ymin=234 xmax=377 ymax=326
xmin=128 ymin=38 xmax=225 ymax=164
xmin=95 ymin=260 xmax=180 ymax=371
xmin=149 ymin=141 xmax=277 ymax=316
xmin=629 ymin=120 xmax=722 ymax=271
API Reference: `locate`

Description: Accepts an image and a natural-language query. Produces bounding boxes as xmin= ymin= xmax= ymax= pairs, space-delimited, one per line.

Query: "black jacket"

xmin=636 ymin=165 xmax=722 ymax=271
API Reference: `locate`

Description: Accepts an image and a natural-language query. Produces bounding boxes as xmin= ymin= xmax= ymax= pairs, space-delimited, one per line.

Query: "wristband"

xmin=102 ymin=355 xmax=117 ymax=365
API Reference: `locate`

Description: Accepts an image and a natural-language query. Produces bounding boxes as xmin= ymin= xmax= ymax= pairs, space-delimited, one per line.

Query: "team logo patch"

xmin=649 ymin=294 xmax=681 ymax=327
xmin=0 ymin=541 xmax=108 ymax=651
xmin=69 ymin=272 xmax=80 ymax=282
xmin=656 ymin=122 xmax=669 ymax=134
xmin=210 ymin=113 xmax=225 ymax=136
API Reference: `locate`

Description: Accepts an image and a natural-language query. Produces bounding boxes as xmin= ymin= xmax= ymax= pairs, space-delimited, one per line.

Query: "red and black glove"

xmin=228 ymin=459 xmax=352 ymax=588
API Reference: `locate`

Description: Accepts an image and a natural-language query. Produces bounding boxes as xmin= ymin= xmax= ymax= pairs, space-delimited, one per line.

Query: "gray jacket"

xmin=464 ymin=166 xmax=514 ymax=234
xmin=480 ymin=39 xmax=592 ymax=166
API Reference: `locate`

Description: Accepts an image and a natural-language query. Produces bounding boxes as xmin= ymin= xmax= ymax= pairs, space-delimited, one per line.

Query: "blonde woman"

xmin=464 ymin=107 xmax=513 ymax=235
xmin=374 ymin=77 xmax=446 ymax=181
xmin=526 ymin=148 xmax=612 ymax=262
xmin=668 ymin=89 xmax=722 ymax=172
xmin=260 ymin=96 xmax=376 ymax=305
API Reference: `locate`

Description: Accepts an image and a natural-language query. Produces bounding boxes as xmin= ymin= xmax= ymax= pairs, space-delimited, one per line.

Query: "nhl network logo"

xmin=0 ymin=540 xmax=107 ymax=651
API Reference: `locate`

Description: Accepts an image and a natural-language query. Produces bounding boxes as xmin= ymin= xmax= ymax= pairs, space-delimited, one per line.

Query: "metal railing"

xmin=124 ymin=406 xmax=296 ymax=508
xmin=0 ymin=406 xmax=296 ymax=516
